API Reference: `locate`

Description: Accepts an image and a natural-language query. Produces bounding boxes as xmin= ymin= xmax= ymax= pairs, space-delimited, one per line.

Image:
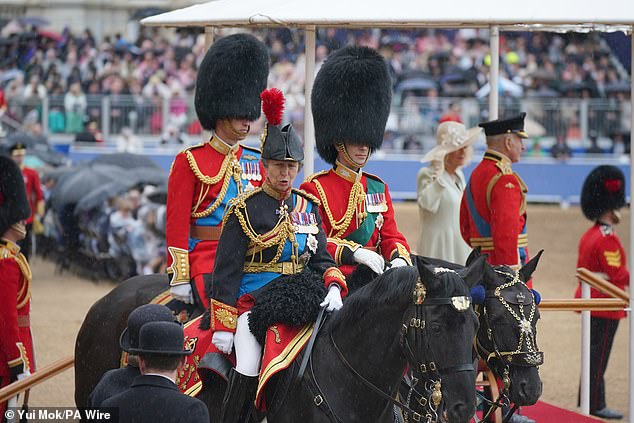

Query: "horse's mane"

xmin=330 ymin=266 xmax=419 ymax=329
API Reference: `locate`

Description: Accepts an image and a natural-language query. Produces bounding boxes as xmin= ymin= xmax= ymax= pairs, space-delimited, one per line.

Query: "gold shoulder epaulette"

xmin=240 ymin=144 xmax=262 ymax=154
xmin=494 ymin=161 xmax=513 ymax=175
xmin=0 ymin=244 xmax=12 ymax=259
xmin=362 ymin=171 xmax=386 ymax=183
xmin=292 ymin=188 xmax=321 ymax=206
xmin=304 ymin=170 xmax=329 ymax=183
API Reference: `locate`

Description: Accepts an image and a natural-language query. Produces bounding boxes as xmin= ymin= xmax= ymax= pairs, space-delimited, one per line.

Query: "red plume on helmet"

xmin=261 ymin=88 xmax=285 ymax=126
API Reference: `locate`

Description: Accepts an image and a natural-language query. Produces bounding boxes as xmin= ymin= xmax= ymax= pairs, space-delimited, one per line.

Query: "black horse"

xmin=412 ymin=251 xmax=544 ymax=422
xmin=75 ymin=260 xmax=485 ymax=422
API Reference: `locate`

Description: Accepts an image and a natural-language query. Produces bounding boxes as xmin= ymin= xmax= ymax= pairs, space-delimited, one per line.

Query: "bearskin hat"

xmin=580 ymin=165 xmax=626 ymax=221
xmin=260 ymin=88 xmax=304 ymax=162
xmin=311 ymin=46 xmax=392 ymax=164
xmin=194 ymin=33 xmax=270 ymax=131
xmin=0 ymin=155 xmax=31 ymax=236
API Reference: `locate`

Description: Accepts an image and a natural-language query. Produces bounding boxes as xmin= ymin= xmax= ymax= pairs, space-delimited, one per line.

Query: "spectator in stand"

xmin=64 ymin=81 xmax=87 ymax=133
xmin=550 ymin=134 xmax=573 ymax=161
xmin=116 ymin=127 xmax=143 ymax=153
xmin=159 ymin=124 xmax=185 ymax=146
xmin=74 ymin=121 xmax=103 ymax=143
xmin=439 ymin=101 xmax=463 ymax=123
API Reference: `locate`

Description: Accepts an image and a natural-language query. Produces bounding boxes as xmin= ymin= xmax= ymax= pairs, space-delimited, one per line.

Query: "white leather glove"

xmin=170 ymin=284 xmax=194 ymax=304
xmin=212 ymin=331 xmax=234 ymax=354
xmin=430 ymin=159 xmax=444 ymax=179
xmin=16 ymin=370 xmax=31 ymax=381
xmin=320 ymin=285 xmax=343 ymax=312
xmin=353 ymin=248 xmax=385 ymax=274
xmin=390 ymin=257 xmax=409 ymax=268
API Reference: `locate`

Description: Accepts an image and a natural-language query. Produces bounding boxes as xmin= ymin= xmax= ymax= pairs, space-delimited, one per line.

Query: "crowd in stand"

xmin=0 ymin=24 xmax=630 ymax=142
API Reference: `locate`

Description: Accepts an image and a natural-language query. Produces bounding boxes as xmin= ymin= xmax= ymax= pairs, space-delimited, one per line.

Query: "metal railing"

xmin=4 ymin=95 xmax=631 ymax=151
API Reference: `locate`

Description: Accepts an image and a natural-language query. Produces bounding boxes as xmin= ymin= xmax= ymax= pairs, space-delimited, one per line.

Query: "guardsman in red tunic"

xmin=300 ymin=46 xmax=411 ymax=276
xmin=460 ymin=113 xmax=530 ymax=273
xmin=10 ymin=142 xmax=45 ymax=261
xmin=574 ymin=165 xmax=628 ymax=420
xmin=166 ymin=34 xmax=269 ymax=309
xmin=0 ymin=155 xmax=35 ymax=416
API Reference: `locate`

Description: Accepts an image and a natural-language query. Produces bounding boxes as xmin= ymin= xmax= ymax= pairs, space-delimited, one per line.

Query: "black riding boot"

xmin=220 ymin=369 xmax=258 ymax=423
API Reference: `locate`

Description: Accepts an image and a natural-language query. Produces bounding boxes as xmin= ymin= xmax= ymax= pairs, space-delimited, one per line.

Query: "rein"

xmin=475 ymin=269 xmax=544 ymax=422
xmin=314 ymin=278 xmax=474 ymax=423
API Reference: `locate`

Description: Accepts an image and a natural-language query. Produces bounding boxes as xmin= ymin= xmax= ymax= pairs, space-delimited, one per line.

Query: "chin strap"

xmin=336 ymin=143 xmax=368 ymax=168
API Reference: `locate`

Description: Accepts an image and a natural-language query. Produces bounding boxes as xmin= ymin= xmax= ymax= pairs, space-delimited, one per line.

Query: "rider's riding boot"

xmin=220 ymin=368 xmax=258 ymax=423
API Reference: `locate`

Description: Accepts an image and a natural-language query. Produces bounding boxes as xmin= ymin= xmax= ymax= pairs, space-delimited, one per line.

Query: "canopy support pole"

xmin=201 ymin=27 xmax=215 ymax=143
xmin=303 ymin=26 xmax=317 ymax=176
xmin=489 ymin=25 xmax=500 ymax=120
xmin=628 ymin=25 xmax=634 ymax=423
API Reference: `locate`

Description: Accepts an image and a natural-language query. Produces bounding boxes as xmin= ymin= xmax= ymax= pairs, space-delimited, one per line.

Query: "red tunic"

xmin=0 ymin=240 xmax=35 ymax=380
xmin=300 ymin=162 xmax=410 ymax=275
xmin=20 ymin=166 xmax=43 ymax=224
xmin=165 ymin=136 xmax=264 ymax=308
xmin=460 ymin=150 xmax=529 ymax=269
xmin=574 ymin=223 xmax=629 ymax=319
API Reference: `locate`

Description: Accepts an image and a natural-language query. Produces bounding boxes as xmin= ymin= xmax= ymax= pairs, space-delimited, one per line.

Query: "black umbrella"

xmin=74 ymin=180 xmax=135 ymax=214
xmin=89 ymin=152 xmax=160 ymax=169
xmin=50 ymin=164 xmax=131 ymax=211
xmin=126 ymin=167 xmax=168 ymax=186
xmin=146 ymin=184 xmax=168 ymax=204
xmin=395 ymin=77 xmax=438 ymax=93
xmin=18 ymin=16 xmax=50 ymax=27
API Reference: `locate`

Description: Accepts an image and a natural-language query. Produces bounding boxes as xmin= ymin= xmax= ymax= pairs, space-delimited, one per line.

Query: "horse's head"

xmin=475 ymin=251 xmax=544 ymax=406
xmin=406 ymin=255 xmax=484 ymax=423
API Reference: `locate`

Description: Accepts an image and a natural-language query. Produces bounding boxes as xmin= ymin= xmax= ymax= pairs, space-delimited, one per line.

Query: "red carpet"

xmin=521 ymin=401 xmax=606 ymax=422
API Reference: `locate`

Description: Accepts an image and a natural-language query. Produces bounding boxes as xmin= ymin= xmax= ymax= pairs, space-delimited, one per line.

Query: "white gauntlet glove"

xmin=320 ymin=285 xmax=343 ymax=312
xmin=390 ymin=257 xmax=409 ymax=268
xmin=353 ymin=248 xmax=385 ymax=274
xmin=212 ymin=331 xmax=234 ymax=354
xmin=170 ymin=284 xmax=194 ymax=304
xmin=430 ymin=159 xmax=444 ymax=179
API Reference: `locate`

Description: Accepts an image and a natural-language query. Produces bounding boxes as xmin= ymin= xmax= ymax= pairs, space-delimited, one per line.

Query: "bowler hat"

xmin=0 ymin=155 xmax=31 ymax=236
xmin=479 ymin=112 xmax=528 ymax=138
xmin=119 ymin=304 xmax=176 ymax=352
xmin=129 ymin=321 xmax=192 ymax=356
xmin=580 ymin=165 xmax=626 ymax=221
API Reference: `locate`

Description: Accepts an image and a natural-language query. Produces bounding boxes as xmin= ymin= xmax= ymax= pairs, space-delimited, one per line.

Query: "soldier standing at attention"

xmin=460 ymin=113 xmax=531 ymax=275
xmin=300 ymin=46 xmax=411 ymax=277
xmin=0 ymin=155 xmax=35 ymax=416
xmin=166 ymin=34 xmax=269 ymax=309
xmin=575 ymin=165 xmax=628 ymax=421
xmin=9 ymin=142 xmax=44 ymax=261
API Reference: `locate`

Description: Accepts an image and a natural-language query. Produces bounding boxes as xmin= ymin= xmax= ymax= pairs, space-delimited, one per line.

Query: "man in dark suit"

xmin=101 ymin=321 xmax=208 ymax=423
xmin=88 ymin=304 xmax=176 ymax=407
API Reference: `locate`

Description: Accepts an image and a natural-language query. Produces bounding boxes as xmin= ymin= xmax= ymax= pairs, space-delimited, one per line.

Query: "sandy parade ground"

xmin=23 ymin=203 xmax=630 ymax=420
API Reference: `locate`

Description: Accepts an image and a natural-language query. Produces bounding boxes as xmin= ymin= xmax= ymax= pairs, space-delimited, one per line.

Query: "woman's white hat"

xmin=421 ymin=121 xmax=483 ymax=163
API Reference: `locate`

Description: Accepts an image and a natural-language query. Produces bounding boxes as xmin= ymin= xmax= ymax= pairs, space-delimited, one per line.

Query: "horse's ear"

xmin=418 ymin=263 xmax=439 ymax=291
xmin=458 ymin=255 xmax=487 ymax=289
xmin=519 ymin=250 xmax=544 ymax=283
xmin=465 ymin=247 xmax=482 ymax=266
xmin=482 ymin=261 xmax=499 ymax=289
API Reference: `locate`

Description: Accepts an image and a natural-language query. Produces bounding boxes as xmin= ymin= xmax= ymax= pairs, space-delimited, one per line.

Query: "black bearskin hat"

xmin=194 ymin=33 xmax=270 ymax=130
xmin=580 ymin=165 xmax=626 ymax=221
xmin=311 ymin=46 xmax=392 ymax=164
xmin=0 ymin=155 xmax=31 ymax=236
xmin=260 ymin=88 xmax=304 ymax=162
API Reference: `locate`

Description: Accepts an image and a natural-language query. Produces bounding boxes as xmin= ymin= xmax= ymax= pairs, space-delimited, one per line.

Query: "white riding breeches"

xmin=234 ymin=311 xmax=262 ymax=377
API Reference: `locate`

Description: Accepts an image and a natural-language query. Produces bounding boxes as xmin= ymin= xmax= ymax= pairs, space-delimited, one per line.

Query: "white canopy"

xmin=142 ymin=0 xmax=634 ymax=30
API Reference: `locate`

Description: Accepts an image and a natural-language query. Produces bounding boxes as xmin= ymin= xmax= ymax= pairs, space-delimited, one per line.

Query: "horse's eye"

xmin=429 ymin=322 xmax=442 ymax=333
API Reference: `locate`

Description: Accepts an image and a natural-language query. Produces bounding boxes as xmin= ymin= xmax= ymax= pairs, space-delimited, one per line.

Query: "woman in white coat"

xmin=416 ymin=121 xmax=482 ymax=263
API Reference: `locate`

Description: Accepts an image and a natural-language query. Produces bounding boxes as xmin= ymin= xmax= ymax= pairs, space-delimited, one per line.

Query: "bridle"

xmin=475 ymin=268 xmax=544 ymax=422
xmin=312 ymin=273 xmax=476 ymax=423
